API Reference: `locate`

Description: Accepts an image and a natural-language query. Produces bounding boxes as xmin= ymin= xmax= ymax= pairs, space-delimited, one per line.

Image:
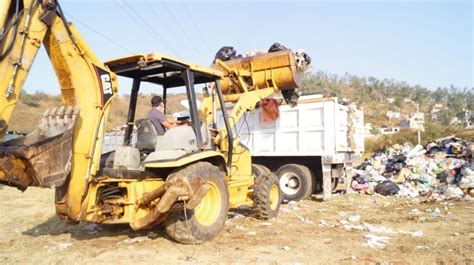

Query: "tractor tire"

xmin=253 ymin=173 xmax=281 ymax=219
xmin=163 ymin=162 xmax=229 ymax=244
xmin=276 ymin=164 xmax=314 ymax=202
xmin=252 ymin=164 xmax=271 ymax=179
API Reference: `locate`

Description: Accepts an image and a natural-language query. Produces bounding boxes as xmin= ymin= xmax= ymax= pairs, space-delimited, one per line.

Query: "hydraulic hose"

xmin=0 ymin=0 xmax=21 ymax=61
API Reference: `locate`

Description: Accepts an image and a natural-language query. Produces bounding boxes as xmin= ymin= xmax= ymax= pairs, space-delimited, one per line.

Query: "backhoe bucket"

xmin=0 ymin=106 xmax=79 ymax=190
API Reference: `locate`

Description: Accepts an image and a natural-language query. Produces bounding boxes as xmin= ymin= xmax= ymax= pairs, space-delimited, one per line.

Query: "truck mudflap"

xmin=131 ymin=174 xmax=210 ymax=230
xmin=0 ymin=106 xmax=79 ymax=190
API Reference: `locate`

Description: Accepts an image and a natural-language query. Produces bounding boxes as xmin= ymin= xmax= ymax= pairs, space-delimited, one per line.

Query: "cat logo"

xmin=101 ymin=74 xmax=113 ymax=96
xmin=93 ymin=65 xmax=114 ymax=106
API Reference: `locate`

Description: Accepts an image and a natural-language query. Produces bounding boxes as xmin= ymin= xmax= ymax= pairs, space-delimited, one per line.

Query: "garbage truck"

xmin=217 ymin=94 xmax=365 ymax=202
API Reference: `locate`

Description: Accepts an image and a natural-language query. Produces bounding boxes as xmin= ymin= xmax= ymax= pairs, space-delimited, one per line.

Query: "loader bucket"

xmin=211 ymin=50 xmax=309 ymax=94
xmin=0 ymin=106 xmax=79 ymax=190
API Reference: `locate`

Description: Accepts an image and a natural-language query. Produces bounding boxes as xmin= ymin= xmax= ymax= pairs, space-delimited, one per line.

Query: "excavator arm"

xmin=0 ymin=0 xmax=117 ymax=220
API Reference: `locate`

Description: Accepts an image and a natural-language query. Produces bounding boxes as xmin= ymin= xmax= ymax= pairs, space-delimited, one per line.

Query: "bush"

xmin=19 ymin=93 xmax=40 ymax=107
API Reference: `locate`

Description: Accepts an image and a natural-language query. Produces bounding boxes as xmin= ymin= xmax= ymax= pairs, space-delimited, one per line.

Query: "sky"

xmin=23 ymin=0 xmax=473 ymax=95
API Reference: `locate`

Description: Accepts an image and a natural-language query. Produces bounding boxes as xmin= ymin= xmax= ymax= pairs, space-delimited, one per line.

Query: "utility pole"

xmin=416 ymin=103 xmax=421 ymax=145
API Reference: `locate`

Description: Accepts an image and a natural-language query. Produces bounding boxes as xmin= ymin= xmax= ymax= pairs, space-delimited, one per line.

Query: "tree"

xmin=413 ymin=86 xmax=430 ymax=106
xmin=431 ymin=87 xmax=448 ymax=104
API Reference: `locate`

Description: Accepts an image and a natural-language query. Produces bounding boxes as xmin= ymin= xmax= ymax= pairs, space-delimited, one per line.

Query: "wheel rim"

xmin=194 ymin=181 xmax=221 ymax=226
xmin=269 ymin=184 xmax=279 ymax=211
xmin=279 ymin=172 xmax=301 ymax=196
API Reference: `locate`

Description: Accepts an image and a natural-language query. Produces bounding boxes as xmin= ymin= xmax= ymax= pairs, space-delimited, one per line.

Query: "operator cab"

xmin=104 ymin=53 xmax=225 ymax=170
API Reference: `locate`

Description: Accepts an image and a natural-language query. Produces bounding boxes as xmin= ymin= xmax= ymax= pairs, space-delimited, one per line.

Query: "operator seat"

xmin=135 ymin=119 xmax=157 ymax=152
xmin=143 ymin=121 xmax=212 ymax=164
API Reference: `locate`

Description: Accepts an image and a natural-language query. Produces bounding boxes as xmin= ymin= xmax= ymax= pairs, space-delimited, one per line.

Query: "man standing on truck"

xmin=148 ymin=95 xmax=177 ymax=135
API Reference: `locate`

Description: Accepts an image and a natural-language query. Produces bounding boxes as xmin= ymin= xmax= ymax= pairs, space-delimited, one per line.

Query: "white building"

xmin=400 ymin=112 xmax=425 ymax=131
xmin=386 ymin=110 xmax=401 ymax=120
xmin=430 ymin=104 xmax=446 ymax=120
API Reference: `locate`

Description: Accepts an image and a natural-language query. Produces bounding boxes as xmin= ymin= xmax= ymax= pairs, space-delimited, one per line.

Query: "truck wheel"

xmin=163 ymin=162 xmax=229 ymax=244
xmin=276 ymin=164 xmax=314 ymax=201
xmin=253 ymin=173 xmax=281 ymax=219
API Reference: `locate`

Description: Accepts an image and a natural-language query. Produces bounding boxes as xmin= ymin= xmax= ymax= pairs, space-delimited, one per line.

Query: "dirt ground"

xmin=0 ymin=186 xmax=473 ymax=264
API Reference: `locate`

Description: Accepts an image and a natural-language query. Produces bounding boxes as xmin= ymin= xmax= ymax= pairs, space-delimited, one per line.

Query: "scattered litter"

xmin=58 ymin=243 xmax=72 ymax=250
xmin=234 ymin=225 xmax=250 ymax=233
xmin=296 ymin=215 xmax=313 ymax=224
xmin=318 ymin=220 xmax=328 ymax=226
xmin=231 ymin=213 xmax=244 ymax=219
xmin=363 ymin=223 xmax=397 ymax=234
xmin=411 ymin=231 xmax=423 ymax=237
xmin=348 ymin=215 xmax=361 ymax=222
xmin=339 ymin=220 xmax=350 ymax=226
xmin=259 ymin=222 xmax=272 ymax=226
xmin=247 ymin=231 xmax=257 ymax=236
xmin=416 ymin=245 xmax=430 ymax=250
xmin=341 ymin=222 xmax=423 ymax=238
xmin=117 ymin=236 xmax=151 ymax=245
xmin=338 ymin=211 xmax=348 ymax=217
xmin=363 ymin=234 xmax=390 ymax=249
xmin=287 ymin=201 xmax=298 ymax=206
xmin=282 ymin=246 xmax=291 ymax=251
xmin=47 ymin=243 xmax=73 ymax=253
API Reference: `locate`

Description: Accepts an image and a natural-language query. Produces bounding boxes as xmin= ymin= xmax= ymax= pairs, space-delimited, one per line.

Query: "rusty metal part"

xmin=131 ymin=175 xmax=209 ymax=230
xmin=0 ymin=107 xmax=79 ymax=189
xmin=186 ymin=178 xmax=211 ymax=209
xmin=137 ymin=185 xmax=166 ymax=206
xmin=0 ymin=154 xmax=31 ymax=190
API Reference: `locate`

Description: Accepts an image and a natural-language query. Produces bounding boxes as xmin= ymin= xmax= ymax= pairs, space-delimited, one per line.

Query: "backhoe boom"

xmin=0 ymin=0 xmax=117 ymax=221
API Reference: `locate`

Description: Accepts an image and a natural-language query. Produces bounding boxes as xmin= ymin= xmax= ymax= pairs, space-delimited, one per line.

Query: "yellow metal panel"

xmin=43 ymin=18 xmax=117 ymax=220
xmin=105 ymin=52 xmax=222 ymax=78
xmin=82 ymin=179 xmax=166 ymax=224
xmin=0 ymin=1 xmax=48 ymax=137
xmin=0 ymin=1 xmax=9 ymax=30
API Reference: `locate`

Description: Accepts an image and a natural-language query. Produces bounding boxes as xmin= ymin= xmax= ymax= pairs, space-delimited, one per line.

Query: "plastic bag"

xmin=268 ymin=43 xmax=288 ymax=53
xmin=214 ymin=46 xmax=242 ymax=62
xmin=261 ymin=98 xmax=280 ymax=123
xmin=374 ymin=180 xmax=399 ymax=196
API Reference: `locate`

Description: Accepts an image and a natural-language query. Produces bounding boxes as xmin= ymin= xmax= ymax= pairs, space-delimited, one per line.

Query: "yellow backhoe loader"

xmin=0 ymin=0 xmax=309 ymax=244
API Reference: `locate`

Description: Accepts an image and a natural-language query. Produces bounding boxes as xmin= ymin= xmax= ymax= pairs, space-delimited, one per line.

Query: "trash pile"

xmin=352 ymin=136 xmax=474 ymax=199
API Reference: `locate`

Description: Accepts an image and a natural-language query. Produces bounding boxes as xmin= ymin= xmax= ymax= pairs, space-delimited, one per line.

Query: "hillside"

xmin=9 ymin=92 xmax=190 ymax=133
xmin=301 ymin=71 xmax=474 ymax=128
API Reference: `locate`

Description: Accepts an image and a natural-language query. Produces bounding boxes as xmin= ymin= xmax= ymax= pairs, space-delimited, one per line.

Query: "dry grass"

xmin=8 ymin=93 xmax=194 ymax=132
